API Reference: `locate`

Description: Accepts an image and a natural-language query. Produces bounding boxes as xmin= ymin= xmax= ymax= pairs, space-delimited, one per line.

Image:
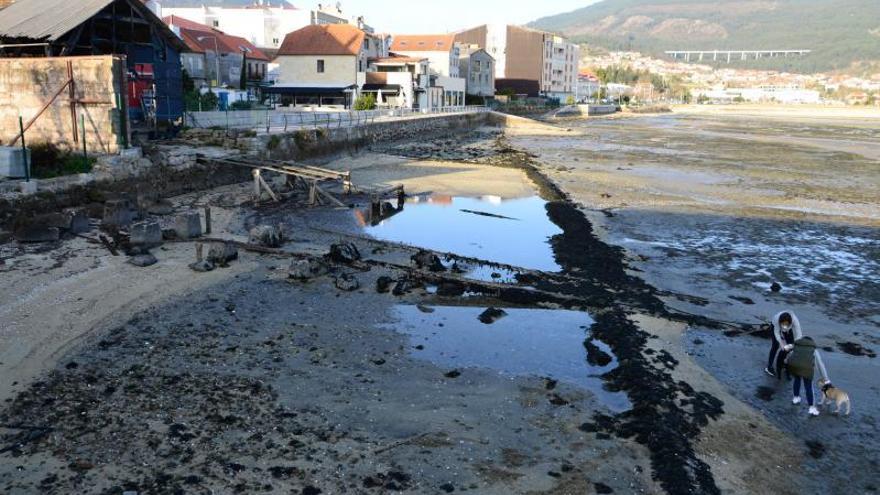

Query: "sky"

xmin=321 ymin=0 xmax=600 ymax=34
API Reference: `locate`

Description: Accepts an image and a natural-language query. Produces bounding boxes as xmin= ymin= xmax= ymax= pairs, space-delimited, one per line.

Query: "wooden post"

xmin=19 ymin=116 xmax=29 ymax=182
xmin=253 ymin=169 xmax=261 ymax=201
xmin=204 ymin=206 xmax=212 ymax=235
xmin=343 ymin=171 xmax=352 ymax=194
xmin=81 ymin=113 xmax=87 ymax=160
xmin=196 ymin=243 xmax=204 ymax=262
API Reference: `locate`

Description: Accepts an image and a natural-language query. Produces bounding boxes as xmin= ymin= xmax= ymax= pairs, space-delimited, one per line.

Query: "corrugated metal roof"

xmin=0 ymin=0 xmax=115 ymax=41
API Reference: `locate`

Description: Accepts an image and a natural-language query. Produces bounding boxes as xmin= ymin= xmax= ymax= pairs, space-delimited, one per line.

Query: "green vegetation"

xmin=184 ymin=90 xmax=219 ymax=112
xmin=28 ymin=142 xmax=96 ymax=179
xmin=530 ymin=0 xmax=880 ymax=73
xmin=353 ymin=94 xmax=377 ymax=111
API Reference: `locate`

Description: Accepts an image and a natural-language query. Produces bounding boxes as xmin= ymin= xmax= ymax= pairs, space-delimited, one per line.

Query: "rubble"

xmin=376 ymin=276 xmax=394 ymax=293
xmin=410 ymin=250 xmax=446 ymax=272
xmin=334 ymin=274 xmax=360 ymax=291
xmin=102 ymin=199 xmax=135 ymax=228
xmin=478 ymin=307 xmax=508 ymax=324
xmin=206 ymin=242 xmax=239 ymax=267
xmin=13 ymin=224 xmax=59 ymax=243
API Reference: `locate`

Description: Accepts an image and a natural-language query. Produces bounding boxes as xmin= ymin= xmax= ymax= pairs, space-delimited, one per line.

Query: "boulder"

xmin=392 ymin=277 xmax=422 ymax=296
xmin=128 ymin=254 xmax=158 ymax=267
xmin=411 ymin=250 xmax=445 ymax=272
xmin=206 ymin=242 xmax=238 ymax=266
xmin=249 ymin=225 xmax=283 ymax=248
xmin=174 ymin=212 xmax=203 ymax=240
xmin=130 ymin=220 xmax=163 ymax=247
xmin=334 ymin=274 xmax=360 ymax=291
xmin=770 ymin=282 xmax=782 ymax=293
xmin=327 ymin=242 xmax=361 ymax=264
xmin=289 ymin=258 xmax=329 ymax=280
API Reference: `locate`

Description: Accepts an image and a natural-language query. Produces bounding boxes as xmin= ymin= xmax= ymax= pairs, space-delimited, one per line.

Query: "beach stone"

xmin=14 ymin=224 xmax=60 ymax=243
xmin=770 ymin=282 xmax=782 ymax=292
xmin=102 ymin=200 xmax=134 ymax=228
xmin=411 ymin=250 xmax=445 ymax=272
xmin=334 ymin=274 xmax=360 ymax=291
xmin=174 ymin=212 xmax=203 ymax=240
xmin=128 ymin=254 xmax=158 ymax=267
xmin=189 ymin=259 xmax=215 ymax=272
xmin=206 ymin=242 xmax=238 ymax=266
xmin=130 ymin=220 xmax=163 ymax=247
xmin=249 ymin=225 xmax=283 ymax=247
xmin=327 ymin=242 xmax=361 ymax=264
xmin=478 ymin=307 xmax=507 ymax=324
xmin=437 ymin=281 xmax=466 ymax=297
xmin=289 ymin=258 xmax=329 ymax=280
xmin=376 ymin=276 xmax=394 ymax=293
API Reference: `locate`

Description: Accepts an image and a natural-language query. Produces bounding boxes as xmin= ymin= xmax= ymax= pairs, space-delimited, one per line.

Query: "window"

xmin=273 ymin=38 xmax=279 ymax=45
xmin=317 ymin=59 xmax=325 ymax=73
xmin=212 ymin=20 xmax=219 ymax=27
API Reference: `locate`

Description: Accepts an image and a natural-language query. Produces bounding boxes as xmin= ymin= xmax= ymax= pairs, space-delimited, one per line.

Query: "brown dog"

xmin=817 ymin=378 xmax=851 ymax=416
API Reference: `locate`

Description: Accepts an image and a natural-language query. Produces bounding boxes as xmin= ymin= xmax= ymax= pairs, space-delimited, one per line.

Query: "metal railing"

xmin=184 ymin=106 xmax=490 ymax=133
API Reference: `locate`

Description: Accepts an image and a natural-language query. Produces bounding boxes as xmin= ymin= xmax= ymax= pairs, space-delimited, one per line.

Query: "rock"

xmin=770 ymin=282 xmax=782 ymax=293
xmin=327 ymin=242 xmax=361 ymax=264
xmin=585 ymin=339 xmax=613 ymax=367
xmin=334 ymin=274 xmax=360 ymax=291
xmin=130 ymin=220 xmax=163 ymax=247
xmin=249 ymin=225 xmax=283 ymax=248
xmin=289 ymin=258 xmax=329 ymax=280
xmin=175 ymin=212 xmax=203 ymax=240
xmin=444 ymin=370 xmax=461 ymax=379
xmin=416 ymin=304 xmax=434 ymax=313
xmin=189 ymin=260 xmax=215 ymax=272
xmin=411 ymin=250 xmax=446 ymax=272
xmin=162 ymin=228 xmax=177 ymax=240
xmin=376 ymin=276 xmax=394 ymax=293
xmin=128 ymin=254 xmax=158 ymax=267
xmin=207 ymin=242 xmax=238 ymax=266
xmin=478 ymin=307 xmax=507 ymax=324
xmin=14 ymin=225 xmax=59 ymax=243
xmin=102 ymin=199 xmax=135 ymax=228
xmin=392 ymin=277 xmax=420 ymax=296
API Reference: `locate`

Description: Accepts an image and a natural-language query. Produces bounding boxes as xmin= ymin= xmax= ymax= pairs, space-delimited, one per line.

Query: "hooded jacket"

xmin=772 ymin=310 xmax=802 ymax=347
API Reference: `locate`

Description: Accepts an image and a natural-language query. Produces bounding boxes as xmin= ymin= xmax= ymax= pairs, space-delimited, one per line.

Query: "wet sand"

xmin=509 ymin=110 xmax=880 ymax=493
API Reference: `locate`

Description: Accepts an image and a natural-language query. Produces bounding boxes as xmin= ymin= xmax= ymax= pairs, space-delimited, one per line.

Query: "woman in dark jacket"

xmin=786 ymin=336 xmax=830 ymax=417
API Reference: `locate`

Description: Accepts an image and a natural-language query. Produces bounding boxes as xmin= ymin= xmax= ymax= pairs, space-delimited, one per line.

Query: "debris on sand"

xmin=327 ymin=242 xmax=361 ymax=264
xmin=249 ymin=224 xmax=283 ymax=247
xmin=770 ymin=282 xmax=782 ymax=293
xmin=478 ymin=307 xmax=507 ymax=324
xmin=836 ymin=341 xmax=876 ymax=358
xmin=410 ymin=250 xmax=446 ymax=272
xmin=189 ymin=259 xmax=215 ymax=272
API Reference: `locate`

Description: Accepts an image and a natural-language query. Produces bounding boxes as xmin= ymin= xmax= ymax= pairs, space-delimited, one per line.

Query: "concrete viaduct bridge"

xmin=665 ymin=50 xmax=811 ymax=63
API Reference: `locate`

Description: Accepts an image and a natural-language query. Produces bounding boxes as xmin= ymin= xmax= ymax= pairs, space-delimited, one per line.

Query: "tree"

xmin=565 ymin=95 xmax=576 ymax=105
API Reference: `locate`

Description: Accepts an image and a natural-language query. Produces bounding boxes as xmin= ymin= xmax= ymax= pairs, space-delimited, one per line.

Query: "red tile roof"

xmin=390 ymin=34 xmax=455 ymax=53
xmin=276 ymin=24 xmax=365 ymax=57
xmin=163 ymin=15 xmax=269 ymax=61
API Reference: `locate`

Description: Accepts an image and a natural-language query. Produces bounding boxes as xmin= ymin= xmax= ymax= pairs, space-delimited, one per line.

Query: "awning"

xmin=361 ymin=84 xmax=401 ymax=92
xmin=263 ymin=85 xmax=356 ymax=95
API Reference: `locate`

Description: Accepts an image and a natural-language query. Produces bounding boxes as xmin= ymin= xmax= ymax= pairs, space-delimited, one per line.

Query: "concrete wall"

xmin=0 ymin=56 xmax=128 ymax=154
xmin=275 ymin=55 xmax=357 ymax=85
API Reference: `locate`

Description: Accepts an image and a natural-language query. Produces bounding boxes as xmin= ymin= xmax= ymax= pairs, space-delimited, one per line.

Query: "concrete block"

xmin=174 ymin=212 xmax=202 ymax=240
xmin=130 ymin=220 xmax=163 ymax=247
xmin=64 ymin=208 xmax=91 ymax=234
xmin=0 ymin=146 xmax=30 ymax=178
xmin=249 ymin=225 xmax=283 ymax=247
xmin=118 ymin=147 xmax=143 ymax=159
xmin=103 ymin=199 xmax=134 ymax=228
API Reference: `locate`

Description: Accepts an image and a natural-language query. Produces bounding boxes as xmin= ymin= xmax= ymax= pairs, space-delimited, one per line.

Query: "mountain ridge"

xmin=529 ymin=0 xmax=880 ymax=73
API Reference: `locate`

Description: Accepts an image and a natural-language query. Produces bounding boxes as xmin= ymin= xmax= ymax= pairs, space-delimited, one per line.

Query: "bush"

xmin=353 ymin=94 xmax=376 ymax=111
xmin=185 ymin=90 xmax=219 ymax=111
xmin=565 ymin=95 xmax=576 ymax=105
xmin=28 ymin=142 xmax=95 ymax=179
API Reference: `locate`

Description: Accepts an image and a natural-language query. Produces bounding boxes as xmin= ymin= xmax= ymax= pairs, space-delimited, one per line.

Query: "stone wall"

xmin=0 ymin=56 xmax=129 ymax=154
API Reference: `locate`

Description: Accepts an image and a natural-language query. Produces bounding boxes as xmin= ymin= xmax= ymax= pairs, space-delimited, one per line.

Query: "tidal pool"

xmin=383 ymin=305 xmax=631 ymax=412
xmin=360 ymin=195 xmax=562 ymax=273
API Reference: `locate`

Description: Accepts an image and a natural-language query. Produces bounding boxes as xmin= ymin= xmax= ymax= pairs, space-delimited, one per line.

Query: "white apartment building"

xmin=159 ymin=1 xmax=371 ymax=50
xmin=543 ymin=35 xmax=579 ymax=100
xmin=389 ymin=34 xmax=466 ymax=107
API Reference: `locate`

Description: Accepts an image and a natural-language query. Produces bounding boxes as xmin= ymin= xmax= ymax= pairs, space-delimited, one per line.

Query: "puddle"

xmin=383 ymin=305 xmax=631 ymax=412
xmin=359 ymin=195 xmax=562 ymax=273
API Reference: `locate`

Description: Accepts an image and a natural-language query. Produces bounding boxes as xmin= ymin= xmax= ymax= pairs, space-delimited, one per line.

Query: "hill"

xmin=529 ymin=0 xmax=880 ymax=73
